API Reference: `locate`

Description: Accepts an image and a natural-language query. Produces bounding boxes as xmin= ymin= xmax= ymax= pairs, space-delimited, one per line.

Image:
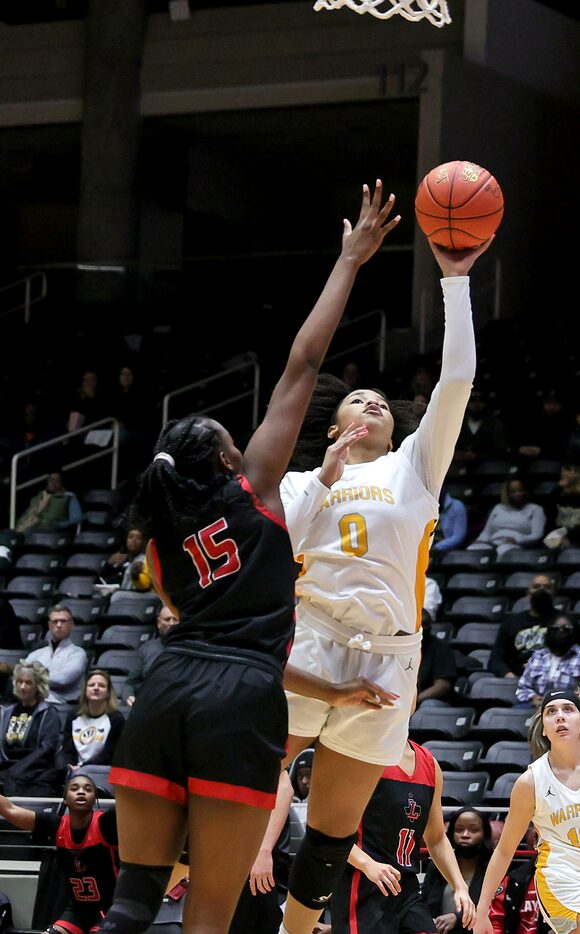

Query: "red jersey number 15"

xmin=183 ymin=517 xmax=241 ymax=590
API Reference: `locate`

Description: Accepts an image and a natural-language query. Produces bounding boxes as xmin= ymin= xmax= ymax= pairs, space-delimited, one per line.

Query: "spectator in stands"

xmin=408 ymin=363 xmax=434 ymax=403
xmin=468 ymin=477 xmax=546 ymax=557
xmin=24 ymin=604 xmax=87 ymax=704
xmin=289 ymin=748 xmax=314 ymax=801
xmin=0 ymin=594 xmax=19 ymax=652
xmin=124 ymin=604 xmax=180 ymax=705
xmin=66 ymin=368 xmax=108 ymax=432
xmin=14 ymin=471 xmax=83 ymax=534
xmin=543 ymin=461 xmax=580 ymax=550
xmin=488 ymin=574 xmax=556 ymax=679
xmin=517 ymin=390 xmax=570 ymax=462
xmin=422 ymin=807 xmax=493 ymax=934
xmin=104 ymin=527 xmax=152 ymax=592
xmin=0 ymin=660 xmax=61 ymax=795
xmin=340 ymin=360 xmax=364 ymax=391
xmin=109 ymin=365 xmax=153 ymax=479
xmin=432 ymin=485 xmax=468 ymax=553
xmin=416 ymin=610 xmax=457 ymax=707
xmin=57 ymin=670 xmax=126 ymax=780
xmin=0 ymin=772 xmax=119 ymax=932
xmin=515 ymin=614 xmax=580 ymax=708
xmin=425 ymin=575 xmax=443 ymax=622
xmin=452 ymin=390 xmax=509 ymax=467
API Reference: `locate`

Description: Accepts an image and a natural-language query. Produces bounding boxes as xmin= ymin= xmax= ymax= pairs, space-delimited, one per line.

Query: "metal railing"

xmin=162 ymin=353 xmax=261 ymax=429
xmin=10 ymin=418 xmax=120 ymax=529
xmin=0 ymin=271 xmax=47 ymax=324
xmin=325 ymin=309 xmax=387 ymax=371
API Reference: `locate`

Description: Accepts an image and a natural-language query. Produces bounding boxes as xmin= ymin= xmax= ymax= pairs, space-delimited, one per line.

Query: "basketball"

xmin=414 ymin=160 xmax=504 ymax=250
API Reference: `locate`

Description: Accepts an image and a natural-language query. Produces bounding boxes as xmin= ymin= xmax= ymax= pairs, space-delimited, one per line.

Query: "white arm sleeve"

xmin=400 ymin=276 xmax=475 ymax=498
xmin=280 ymin=470 xmax=330 ymax=553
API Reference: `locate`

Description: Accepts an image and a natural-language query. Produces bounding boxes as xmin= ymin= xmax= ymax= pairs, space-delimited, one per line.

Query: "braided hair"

xmin=288 ymin=373 xmax=426 ymax=471
xmin=130 ymin=415 xmax=228 ymax=539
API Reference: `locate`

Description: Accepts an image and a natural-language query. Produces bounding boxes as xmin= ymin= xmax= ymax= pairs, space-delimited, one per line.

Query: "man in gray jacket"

xmin=25 ymin=604 xmax=87 ymax=704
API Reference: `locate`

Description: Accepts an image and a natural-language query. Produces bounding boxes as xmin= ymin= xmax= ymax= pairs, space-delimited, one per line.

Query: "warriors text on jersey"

xmin=529 ymin=753 xmax=580 ymax=916
xmin=149 ymin=474 xmax=297 ymax=665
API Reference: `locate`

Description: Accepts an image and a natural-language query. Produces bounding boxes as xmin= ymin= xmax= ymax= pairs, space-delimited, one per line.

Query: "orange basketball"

xmin=415 ymin=160 xmax=504 ymax=250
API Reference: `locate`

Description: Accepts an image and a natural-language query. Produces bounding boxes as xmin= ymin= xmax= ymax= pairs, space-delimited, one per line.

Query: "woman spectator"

xmin=0 ymin=660 xmax=61 ymax=795
xmin=57 ymin=670 xmax=126 ymax=779
xmin=468 ymin=477 xmax=546 ymax=556
xmin=105 ymin=527 xmax=152 ymax=591
xmin=543 ymin=462 xmax=580 ymax=550
xmin=421 ymin=807 xmax=493 ymax=934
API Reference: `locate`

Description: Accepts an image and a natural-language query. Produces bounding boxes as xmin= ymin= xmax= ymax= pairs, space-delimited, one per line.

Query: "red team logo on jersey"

xmin=404 ymin=794 xmax=422 ymax=821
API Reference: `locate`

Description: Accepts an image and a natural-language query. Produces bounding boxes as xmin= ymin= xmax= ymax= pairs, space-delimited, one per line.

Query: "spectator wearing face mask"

xmin=488 ymin=575 xmax=556 ymax=679
xmin=515 ymin=614 xmax=580 ymax=708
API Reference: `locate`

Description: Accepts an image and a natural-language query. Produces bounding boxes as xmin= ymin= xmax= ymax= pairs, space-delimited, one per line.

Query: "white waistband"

xmin=298 ymin=601 xmax=423 ymax=655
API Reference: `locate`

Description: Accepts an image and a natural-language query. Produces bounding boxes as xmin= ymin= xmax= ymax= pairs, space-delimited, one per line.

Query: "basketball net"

xmin=313 ymin=0 xmax=452 ymax=28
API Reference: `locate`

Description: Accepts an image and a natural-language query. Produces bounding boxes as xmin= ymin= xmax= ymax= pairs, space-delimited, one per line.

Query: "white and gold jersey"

xmin=281 ymin=276 xmax=474 ymax=637
xmin=529 ymin=752 xmax=580 ymax=921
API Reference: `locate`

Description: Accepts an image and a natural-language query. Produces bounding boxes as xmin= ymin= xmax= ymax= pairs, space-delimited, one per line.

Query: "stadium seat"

xmin=483 ymin=772 xmax=521 ymax=805
xmin=441 ymin=771 xmax=489 ymax=806
xmin=14 ymin=553 xmax=62 ymax=575
xmin=509 ymin=594 xmax=571 ymax=614
xmin=104 ymin=591 xmax=161 ymax=625
xmin=93 ymin=648 xmax=139 ymax=673
xmin=445 ymin=572 xmax=501 ymax=598
xmin=474 ymin=460 xmax=513 ymax=481
xmin=289 ymin=802 xmax=308 ymax=858
xmin=63 ymin=596 xmax=107 ymax=623
xmin=477 ymin=741 xmax=531 ymax=781
xmin=493 ymin=549 xmax=553 ymax=571
xmin=500 ymin=571 xmax=541 ymax=596
xmin=439 ymin=550 xmax=495 ymax=572
xmin=95 ymin=624 xmax=154 ymax=650
xmin=73 ymin=530 xmax=122 ymax=552
xmin=23 ymin=530 xmax=74 ymax=552
xmin=423 ymin=739 xmax=484 ymax=772
xmin=19 ymin=622 xmax=43 ymax=648
xmin=451 ymin=622 xmax=500 ymax=651
xmin=8 ymin=598 xmax=49 ymax=623
xmin=431 ymin=622 xmax=455 ymax=643
xmin=82 ymin=489 xmax=124 ymax=511
xmin=525 ymin=459 xmax=561 ymax=480
xmin=63 ymin=553 xmax=109 ymax=575
xmin=57 ymin=576 xmax=99 ymax=599
xmin=555 ymin=548 xmax=580 ymax=568
xmin=4 ymin=575 xmax=57 ymax=599
xmin=409 ymin=706 xmax=476 ymax=742
xmin=561 ymin=571 xmax=580 ymax=598
xmin=0 ymin=648 xmax=27 ymax=666
xmin=466 ymin=676 xmax=518 ymax=705
xmin=82 ymin=510 xmax=114 ymax=530
xmin=467 ymin=648 xmax=491 ymax=668
xmin=446 ymin=596 xmax=509 ymax=622
xmin=68 ymin=623 xmax=101 ymax=649
xmin=467 ymin=707 xmax=533 ymax=744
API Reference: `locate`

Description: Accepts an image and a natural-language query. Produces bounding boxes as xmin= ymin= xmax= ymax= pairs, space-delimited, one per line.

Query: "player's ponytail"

xmin=131 ymin=415 xmax=227 ymax=538
xmin=528 ymin=709 xmax=550 ymax=760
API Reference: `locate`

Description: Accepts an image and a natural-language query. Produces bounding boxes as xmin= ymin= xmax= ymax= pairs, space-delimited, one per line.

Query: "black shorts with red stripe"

xmin=331 ymin=871 xmax=437 ymax=934
xmin=110 ymin=643 xmax=288 ymax=811
xmin=55 ymin=902 xmax=105 ymax=934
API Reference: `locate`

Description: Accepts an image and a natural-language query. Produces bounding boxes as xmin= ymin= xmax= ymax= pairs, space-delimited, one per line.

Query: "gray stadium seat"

xmin=441 ymin=771 xmax=489 ymax=806
xmin=423 ymin=739 xmax=484 ymax=772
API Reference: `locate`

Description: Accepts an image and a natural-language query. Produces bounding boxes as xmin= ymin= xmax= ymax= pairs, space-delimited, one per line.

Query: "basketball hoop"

xmin=313 ymin=0 xmax=452 ymax=28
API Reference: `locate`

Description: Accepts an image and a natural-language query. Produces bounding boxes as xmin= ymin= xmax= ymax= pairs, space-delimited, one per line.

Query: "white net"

xmin=313 ymin=0 xmax=452 ymax=28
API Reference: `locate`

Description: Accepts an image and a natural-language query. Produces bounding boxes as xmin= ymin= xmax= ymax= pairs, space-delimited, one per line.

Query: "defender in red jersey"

xmin=95 ymin=182 xmax=401 ymax=934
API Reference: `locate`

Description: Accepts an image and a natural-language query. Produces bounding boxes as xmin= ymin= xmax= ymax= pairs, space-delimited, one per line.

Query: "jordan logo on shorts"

xmin=405 ymin=658 xmax=414 ymax=671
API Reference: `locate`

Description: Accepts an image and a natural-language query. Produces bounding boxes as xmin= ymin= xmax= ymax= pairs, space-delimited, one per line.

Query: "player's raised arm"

xmin=243 ymin=181 xmax=400 ymax=507
xmin=0 ymin=794 xmax=36 ymax=832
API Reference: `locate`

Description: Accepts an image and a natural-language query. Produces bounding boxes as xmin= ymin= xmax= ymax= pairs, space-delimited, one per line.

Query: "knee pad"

xmin=93 ymin=862 xmax=173 ymax=934
xmin=288 ymin=825 xmax=357 ymax=910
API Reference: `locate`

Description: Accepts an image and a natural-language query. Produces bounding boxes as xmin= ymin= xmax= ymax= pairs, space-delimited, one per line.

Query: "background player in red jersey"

xmin=0 ymin=772 xmax=118 ymax=933
xmin=330 ymin=737 xmax=476 ymax=934
xmin=95 ymin=181 xmax=401 ymax=934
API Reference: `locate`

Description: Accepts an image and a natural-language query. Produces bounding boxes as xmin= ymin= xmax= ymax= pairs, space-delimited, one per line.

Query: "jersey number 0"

xmin=183 ymin=518 xmax=241 ymax=589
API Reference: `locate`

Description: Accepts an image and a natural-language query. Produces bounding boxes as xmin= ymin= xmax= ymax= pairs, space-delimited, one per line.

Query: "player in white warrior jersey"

xmin=277 ymin=234 xmax=493 ymax=934
xmin=474 ymin=689 xmax=580 ymax=934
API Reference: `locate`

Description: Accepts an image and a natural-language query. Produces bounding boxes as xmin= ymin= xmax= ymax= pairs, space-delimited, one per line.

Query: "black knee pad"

xmin=93 ymin=862 xmax=173 ymax=934
xmin=288 ymin=825 xmax=357 ymax=910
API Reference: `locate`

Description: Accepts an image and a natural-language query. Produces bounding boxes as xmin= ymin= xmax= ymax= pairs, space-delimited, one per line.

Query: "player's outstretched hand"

xmin=319 ymin=422 xmax=368 ymax=487
xmin=364 ymin=858 xmax=402 ymax=897
xmin=341 ymin=180 xmax=401 ymax=267
xmin=330 ymin=677 xmax=399 ymax=709
xmin=454 ymin=888 xmax=476 ymax=928
xmin=428 ymin=236 xmax=493 ymax=278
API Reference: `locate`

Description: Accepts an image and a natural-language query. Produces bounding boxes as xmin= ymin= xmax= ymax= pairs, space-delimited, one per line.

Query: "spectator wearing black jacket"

xmin=489 ymin=575 xmax=555 ymax=678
